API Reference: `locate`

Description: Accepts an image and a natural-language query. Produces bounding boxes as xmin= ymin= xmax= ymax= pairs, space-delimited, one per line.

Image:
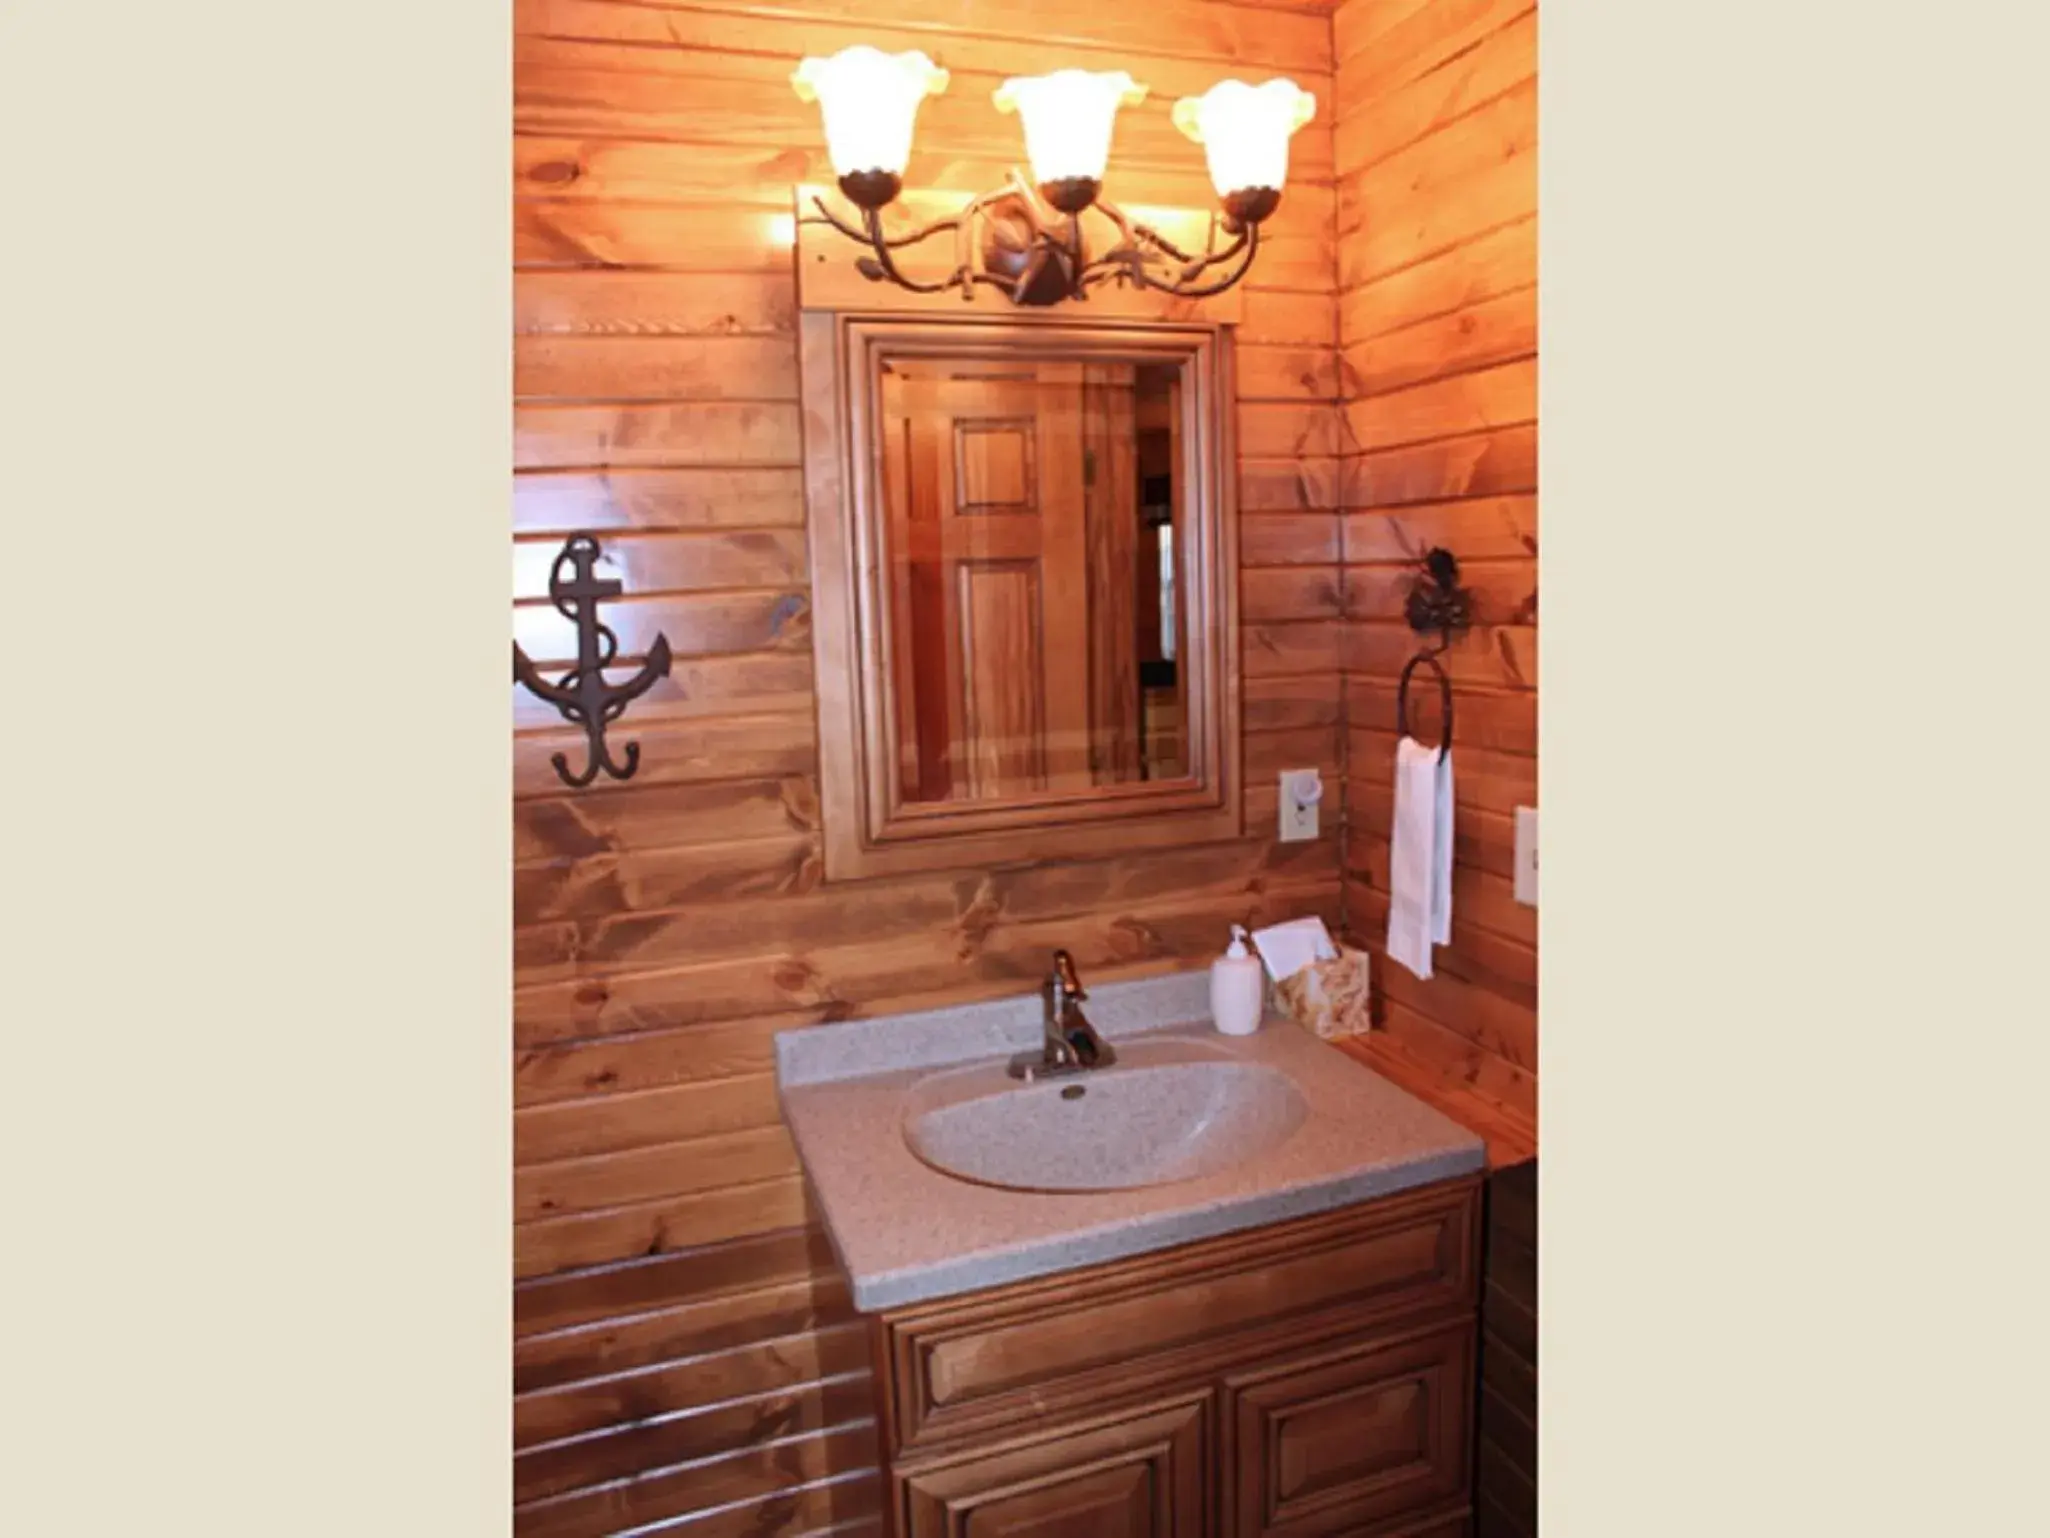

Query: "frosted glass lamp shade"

xmin=791 ymin=46 xmax=949 ymax=207
xmin=1172 ymin=79 xmax=1316 ymax=224
xmin=993 ymin=69 xmax=1148 ymax=212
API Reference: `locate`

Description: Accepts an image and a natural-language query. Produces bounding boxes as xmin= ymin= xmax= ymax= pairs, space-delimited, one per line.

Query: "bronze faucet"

xmin=1008 ymin=949 xmax=1118 ymax=1081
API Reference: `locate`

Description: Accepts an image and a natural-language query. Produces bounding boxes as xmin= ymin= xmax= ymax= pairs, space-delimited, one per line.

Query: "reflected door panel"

xmin=881 ymin=361 xmax=1185 ymax=808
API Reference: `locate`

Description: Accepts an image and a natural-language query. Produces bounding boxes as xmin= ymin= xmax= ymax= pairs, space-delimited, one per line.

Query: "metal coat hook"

xmin=1395 ymin=547 xmax=1473 ymax=760
xmin=513 ymin=533 xmax=673 ymax=788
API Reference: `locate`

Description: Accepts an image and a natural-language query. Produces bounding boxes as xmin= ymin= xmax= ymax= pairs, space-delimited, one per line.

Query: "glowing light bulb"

xmin=992 ymin=69 xmax=1148 ymax=213
xmin=1172 ymin=78 xmax=1316 ymax=225
xmin=791 ymin=46 xmax=949 ymax=209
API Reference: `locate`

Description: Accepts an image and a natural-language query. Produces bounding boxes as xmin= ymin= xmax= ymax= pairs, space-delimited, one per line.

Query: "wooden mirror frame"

xmin=800 ymin=312 xmax=1242 ymax=882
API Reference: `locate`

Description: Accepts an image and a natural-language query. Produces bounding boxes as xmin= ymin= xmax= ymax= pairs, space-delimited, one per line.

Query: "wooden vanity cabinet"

xmin=870 ymin=1176 xmax=1484 ymax=1538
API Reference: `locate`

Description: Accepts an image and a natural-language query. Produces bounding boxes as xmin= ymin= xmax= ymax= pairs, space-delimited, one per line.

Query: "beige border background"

xmin=1540 ymin=1 xmax=2050 ymax=1530
xmin=5 ymin=0 xmax=2048 ymax=1531
xmin=3 ymin=0 xmax=512 ymax=1531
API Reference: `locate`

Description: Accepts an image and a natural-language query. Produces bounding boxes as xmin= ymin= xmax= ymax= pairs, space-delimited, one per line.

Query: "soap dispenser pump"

xmin=1210 ymin=924 xmax=1265 ymax=1037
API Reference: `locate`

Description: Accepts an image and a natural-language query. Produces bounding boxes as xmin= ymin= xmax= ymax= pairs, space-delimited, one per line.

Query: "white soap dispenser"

xmin=1210 ymin=924 xmax=1265 ymax=1037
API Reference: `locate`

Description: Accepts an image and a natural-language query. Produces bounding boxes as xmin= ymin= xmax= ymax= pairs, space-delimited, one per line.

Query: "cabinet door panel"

xmin=898 ymin=1394 xmax=1211 ymax=1538
xmin=1223 ymin=1321 xmax=1473 ymax=1538
xmin=884 ymin=1180 xmax=1481 ymax=1454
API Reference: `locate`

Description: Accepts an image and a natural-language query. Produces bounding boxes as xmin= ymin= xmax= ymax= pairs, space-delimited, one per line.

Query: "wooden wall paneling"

xmin=515 ymin=1421 xmax=883 ymax=1538
xmin=1344 ymin=847 xmax=1534 ymax=959
xmin=1342 ymin=557 xmax=1535 ymax=627
xmin=1242 ymin=510 xmax=1343 ymax=569
xmin=513 ymin=1225 xmax=837 ymax=1336
xmin=1346 ymin=424 xmax=1538 ymax=510
xmin=515 ymin=270 xmax=799 ymax=338
xmin=515 ymin=873 xmax=1349 ymax=1000
xmin=1344 ymin=286 xmax=1537 ymax=399
xmin=1334 ymin=0 xmax=1531 ymax=93
xmin=1342 ymin=357 xmax=1537 ymax=456
xmin=1340 ymin=622 xmax=1534 ymax=693
xmin=512 ymin=1229 xmax=879 ymax=1536
xmin=515 ymin=1271 xmax=855 ymax=1401
xmin=514 ymin=1070 xmax=784 ymax=1163
xmin=1339 ymin=217 xmax=1536 ymax=350
xmin=1335 ymin=78 xmax=1538 ymax=241
xmin=1330 ymin=0 xmax=1538 ymax=1139
xmin=519 ymin=0 xmax=1338 ymax=76
xmin=1346 ymin=674 xmax=1534 ymax=755
xmin=1341 ymin=496 xmax=1537 ymax=565
xmin=512 ymin=467 xmax=809 ymax=536
xmin=1332 ymin=8 xmax=1537 ymax=179
xmin=1337 ymin=1037 xmax=1534 ymax=1172
xmin=1350 ymin=736 xmax=1536 ymax=848
xmin=512 ymin=529 xmax=810 ymax=598
xmin=514 ymin=402 xmax=805 ymax=470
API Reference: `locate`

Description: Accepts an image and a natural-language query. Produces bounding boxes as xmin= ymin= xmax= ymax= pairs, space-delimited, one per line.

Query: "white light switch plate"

xmin=1278 ymin=768 xmax=1322 ymax=842
xmin=1514 ymin=805 xmax=1538 ymax=906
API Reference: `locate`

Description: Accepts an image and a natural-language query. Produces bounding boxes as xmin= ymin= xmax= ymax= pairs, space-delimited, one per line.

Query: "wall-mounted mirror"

xmin=802 ymin=316 xmax=1241 ymax=881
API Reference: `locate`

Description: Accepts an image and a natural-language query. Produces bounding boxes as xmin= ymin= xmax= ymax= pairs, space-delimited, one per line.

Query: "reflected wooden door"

xmin=885 ymin=366 xmax=1101 ymax=802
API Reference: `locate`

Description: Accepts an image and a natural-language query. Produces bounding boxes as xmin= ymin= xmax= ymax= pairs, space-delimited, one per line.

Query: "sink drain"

xmin=1060 ymin=1084 xmax=1086 ymax=1101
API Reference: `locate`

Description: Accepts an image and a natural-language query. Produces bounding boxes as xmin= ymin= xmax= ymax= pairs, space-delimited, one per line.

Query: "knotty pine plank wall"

xmin=1330 ymin=0 xmax=1538 ymax=1148
xmin=511 ymin=3 xmax=1345 ymax=1534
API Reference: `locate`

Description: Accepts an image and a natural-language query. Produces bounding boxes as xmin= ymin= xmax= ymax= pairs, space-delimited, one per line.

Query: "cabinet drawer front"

xmin=883 ymin=1180 xmax=1481 ymax=1454
xmin=896 ymin=1394 xmax=1212 ymax=1538
xmin=1222 ymin=1320 xmax=1474 ymax=1538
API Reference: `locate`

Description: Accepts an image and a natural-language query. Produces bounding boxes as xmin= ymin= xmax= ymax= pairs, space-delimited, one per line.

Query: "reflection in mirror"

xmin=878 ymin=359 xmax=1188 ymax=805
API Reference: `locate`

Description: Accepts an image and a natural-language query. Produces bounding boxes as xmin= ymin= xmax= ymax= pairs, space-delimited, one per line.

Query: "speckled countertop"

xmin=774 ymin=971 xmax=1487 ymax=1311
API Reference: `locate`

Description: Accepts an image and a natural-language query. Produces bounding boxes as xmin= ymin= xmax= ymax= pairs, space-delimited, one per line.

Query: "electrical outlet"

xmin=1514 ymin=805 xmax=1538 ymax=906
xmin=1279 ymin=768 xmax=1323 ymax=842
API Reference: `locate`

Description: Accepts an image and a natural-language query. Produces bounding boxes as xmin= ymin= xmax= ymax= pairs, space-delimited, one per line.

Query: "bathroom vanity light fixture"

xmin=789 ymin=46 xmax=1315 ymax=307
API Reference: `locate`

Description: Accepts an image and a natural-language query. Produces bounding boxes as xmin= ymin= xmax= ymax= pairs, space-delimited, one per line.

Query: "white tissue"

xmin=1250 ymin=915 xmax=1338 ymax=983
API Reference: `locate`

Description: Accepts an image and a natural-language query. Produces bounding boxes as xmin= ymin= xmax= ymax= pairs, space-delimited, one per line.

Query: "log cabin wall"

xmin=512 ymin=4 xmax=1345 ymax=1535
xmin=1329 ymin=0 xmax=1538 ymax=1151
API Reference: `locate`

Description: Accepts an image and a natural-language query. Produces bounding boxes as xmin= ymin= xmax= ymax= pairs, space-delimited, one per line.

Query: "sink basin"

xmin=900 ymin=1038 xmax=1308 ymax=1192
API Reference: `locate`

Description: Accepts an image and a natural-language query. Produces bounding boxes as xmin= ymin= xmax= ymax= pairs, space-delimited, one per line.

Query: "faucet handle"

xmin=1051 ymin=949 xmax=1086 ymax=1001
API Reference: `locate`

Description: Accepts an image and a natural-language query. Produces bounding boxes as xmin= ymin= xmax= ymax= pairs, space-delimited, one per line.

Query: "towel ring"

xmin=1396 ymin=649 xmax=1455 ymax=758
xmin=1395 ymin=547 xmax=1473 ymax=762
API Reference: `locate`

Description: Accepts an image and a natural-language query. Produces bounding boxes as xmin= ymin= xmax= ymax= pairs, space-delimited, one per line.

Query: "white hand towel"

xmin=1385 ymin=736 xmax=1455 ymax=980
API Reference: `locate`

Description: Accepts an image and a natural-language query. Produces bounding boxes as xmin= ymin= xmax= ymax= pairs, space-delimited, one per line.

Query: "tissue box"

xmin=1272 ymin=945 xmax=1374 ymax=1040
xmin=1249 ymin=917 xmax=1373 ymax=1040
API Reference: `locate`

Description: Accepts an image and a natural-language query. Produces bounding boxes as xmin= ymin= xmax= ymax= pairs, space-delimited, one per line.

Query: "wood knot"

xmin=530 ymin=160 xmax=581 ymax=186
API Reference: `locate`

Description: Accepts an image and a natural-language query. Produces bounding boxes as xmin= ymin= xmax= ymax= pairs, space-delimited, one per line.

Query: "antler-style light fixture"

xmin=789 ymin=46 xmax=1315 ymax=307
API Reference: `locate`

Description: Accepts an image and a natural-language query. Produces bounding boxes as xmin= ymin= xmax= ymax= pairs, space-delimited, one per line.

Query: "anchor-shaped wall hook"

xmin=513 ymin=533 xmax=673 ymax=788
